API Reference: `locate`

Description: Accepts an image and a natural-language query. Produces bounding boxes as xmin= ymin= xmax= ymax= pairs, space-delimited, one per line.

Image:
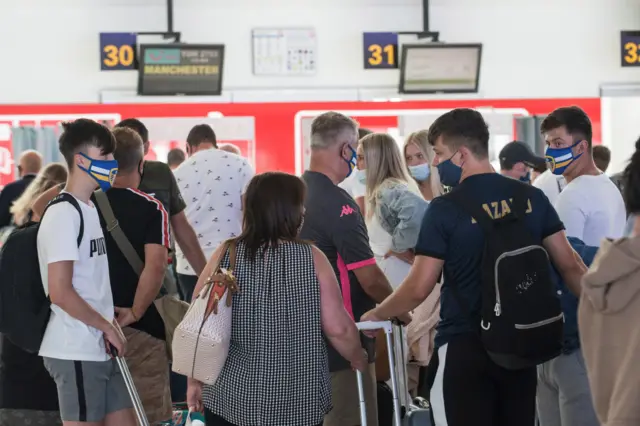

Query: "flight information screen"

xmin=138 ymin=44 xmax=225 ymax=96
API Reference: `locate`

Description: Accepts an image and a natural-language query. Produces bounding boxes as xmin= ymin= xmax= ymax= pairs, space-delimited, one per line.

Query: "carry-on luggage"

xmin=356 ymin=321 xmax=432 ymax=426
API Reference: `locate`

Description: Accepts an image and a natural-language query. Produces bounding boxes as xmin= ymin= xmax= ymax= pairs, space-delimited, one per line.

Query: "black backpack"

xmin=0 ymin=193 xmax=84 ymax=354
xmin=445 ymin=184 xmax=563 ymax=370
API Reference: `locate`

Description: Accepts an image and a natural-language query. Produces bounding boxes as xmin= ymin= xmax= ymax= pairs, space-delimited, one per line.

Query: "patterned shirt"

xmin=173 ymin=149 xmax=254 ymax=276
xmin=204 ymin=241 xmax=331 ymax=426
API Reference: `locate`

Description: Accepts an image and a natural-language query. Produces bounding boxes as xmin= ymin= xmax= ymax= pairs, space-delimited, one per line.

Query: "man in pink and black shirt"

xmin=300 ymin=111 xmax=396 ymax=426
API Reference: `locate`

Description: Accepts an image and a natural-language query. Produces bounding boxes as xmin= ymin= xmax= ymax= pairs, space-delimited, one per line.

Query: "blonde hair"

xmin=361 ymin=133 xmax=421 ymax=218
xmin=404 ymin=130 xmax=444 ymax=198
xmin=10 ymin=163 xmax=67 ymax=226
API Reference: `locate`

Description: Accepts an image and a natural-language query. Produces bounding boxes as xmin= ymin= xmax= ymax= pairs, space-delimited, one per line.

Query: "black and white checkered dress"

xmin=203 ymin=241 xmax=331 ymax=426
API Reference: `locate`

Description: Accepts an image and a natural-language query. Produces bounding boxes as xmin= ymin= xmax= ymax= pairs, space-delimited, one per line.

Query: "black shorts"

xmin=430 ymin=333 xmax=536 ymax=426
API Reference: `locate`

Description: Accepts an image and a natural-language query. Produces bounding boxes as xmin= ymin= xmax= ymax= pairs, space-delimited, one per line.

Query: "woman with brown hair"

xmin=187 ymin=172 xmax=366 ymax=426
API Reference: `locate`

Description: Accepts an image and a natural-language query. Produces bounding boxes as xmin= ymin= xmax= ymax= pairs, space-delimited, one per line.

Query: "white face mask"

xmin=355 ymin=168 xmax=367 ymax=185
xmin=408 ymin=163 xmax=431 ymax=182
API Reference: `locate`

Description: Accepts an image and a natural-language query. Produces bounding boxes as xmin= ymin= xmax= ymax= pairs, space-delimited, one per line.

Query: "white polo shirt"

xmin=174 ymin=149 xmax=254 ymax=276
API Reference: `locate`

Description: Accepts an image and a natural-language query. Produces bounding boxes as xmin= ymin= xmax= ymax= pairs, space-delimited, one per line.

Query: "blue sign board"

xmin=621 ymin=31 xmax=640 ymax=67
xmin=363 ymin=32 xmax=399 ymax=69
xmin=100 ymin=32 xmax=137 ymax=71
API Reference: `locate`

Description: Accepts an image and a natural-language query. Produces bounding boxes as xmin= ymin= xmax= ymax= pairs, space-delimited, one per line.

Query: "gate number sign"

xmin=100 ymin=32 xmax=138 ymax=71
xmin=363 ymin=32 xmax=399 ymax=69
xmin=621 ymin=31 xmax=640 ymax=67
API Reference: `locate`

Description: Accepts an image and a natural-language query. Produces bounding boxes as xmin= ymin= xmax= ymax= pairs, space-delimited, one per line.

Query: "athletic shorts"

xmin=324 ymin=364 xmax=377 ymax=426
xmin=43 ymin=357 xmax=132 ymax=423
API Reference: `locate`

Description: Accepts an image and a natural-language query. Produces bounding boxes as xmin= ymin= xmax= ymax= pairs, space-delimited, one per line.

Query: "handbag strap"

xmin=94 ymin=189 xmax=177 ymax=295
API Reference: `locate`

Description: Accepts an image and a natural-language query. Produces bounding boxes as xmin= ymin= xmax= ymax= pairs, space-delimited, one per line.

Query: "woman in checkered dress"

xmin=187 ymin=172 xmax=367 ymax=426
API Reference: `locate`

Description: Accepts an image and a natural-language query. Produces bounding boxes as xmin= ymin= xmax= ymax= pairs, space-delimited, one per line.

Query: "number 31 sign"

xmin=363 ymin=32 xmax=399 ymax=69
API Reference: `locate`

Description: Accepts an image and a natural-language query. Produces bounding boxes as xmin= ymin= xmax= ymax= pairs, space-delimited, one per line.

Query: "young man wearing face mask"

xmin=300 ymin=112 xmax=408 ymax=426
xmin=543 ymin=107 xmax=626 ymax=246
xmin=498 ymin=140 xmax=547 ymax=184
xmin=361 ymin=109 xmax=587 ymax=426
xmin=37 ymin=119 xmax=138 ymax=426
xmin=535 ymin=107 xmax=626 ymax=426
xmin=90 ymin=127 xmax=173 ymax=424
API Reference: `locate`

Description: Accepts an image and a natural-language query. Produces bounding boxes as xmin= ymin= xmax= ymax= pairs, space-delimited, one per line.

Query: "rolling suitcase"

xmin=356 ymin=321 xmax=432 ymax=426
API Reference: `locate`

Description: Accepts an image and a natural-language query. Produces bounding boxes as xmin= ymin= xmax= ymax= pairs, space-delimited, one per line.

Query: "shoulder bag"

xmin=171 ymin=239 xmax=238 ymax=385
xmin=94 ymin=190 xmax=189 ymax=361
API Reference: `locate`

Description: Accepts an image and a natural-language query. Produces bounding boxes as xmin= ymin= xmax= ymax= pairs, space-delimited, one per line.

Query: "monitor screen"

xmin=399 ymin=43 xmax=482 ymax=94
xmin=138 ymin=44 xmax=225 ymax=96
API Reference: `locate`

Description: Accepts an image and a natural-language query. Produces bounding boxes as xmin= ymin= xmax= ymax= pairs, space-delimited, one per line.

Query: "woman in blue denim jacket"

xmin=357 ymin=133 xmax=428 ymax=286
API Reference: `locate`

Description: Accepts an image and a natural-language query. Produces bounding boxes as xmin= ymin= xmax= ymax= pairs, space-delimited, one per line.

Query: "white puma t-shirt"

xmin=37 ymin=193 xmax=114 ymax=361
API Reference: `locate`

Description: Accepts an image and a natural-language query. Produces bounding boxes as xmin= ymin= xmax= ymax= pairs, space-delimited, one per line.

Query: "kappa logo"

xmin=340 ymin=205 xmax=355 ymax=217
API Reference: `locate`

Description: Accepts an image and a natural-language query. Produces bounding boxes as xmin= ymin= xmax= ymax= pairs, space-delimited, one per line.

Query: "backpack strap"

xmin=43 ymin=192 xmax=84 ymax=247
xmin=93 ymin=189 xmax=179 ymax=296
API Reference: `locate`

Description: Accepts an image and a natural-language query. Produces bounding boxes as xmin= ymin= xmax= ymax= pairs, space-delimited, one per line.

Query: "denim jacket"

xmin=374 ymin=181 xmax=429 ymax=252
xmin=551 ymin=236 xmax=598 ymax=354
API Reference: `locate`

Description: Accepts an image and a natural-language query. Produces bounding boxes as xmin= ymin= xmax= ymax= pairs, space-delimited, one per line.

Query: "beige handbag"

xmin=172 ymin=239 xmax=239 ymax=385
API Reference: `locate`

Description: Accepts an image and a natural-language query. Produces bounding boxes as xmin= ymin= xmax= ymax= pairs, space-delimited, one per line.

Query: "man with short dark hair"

xmin=541 ymin=107 xmax=625 ymax=245
xmin=537 ymin=106 xmax=625 ymax=426
xmin=498 ymin=140 xmax=546 ymax=183
xmin=173 ymin=124 xmax=254 ymax=300
xmin=167 ymin=148 xmax=186 ymax=170
xmin=592 ymin=145 xmax=611 ymax=172
xmin=38 ymin=119 xmax=136 ymax=425
xmin=300 ymin=113 xmax=399 ymax=426
xmin=114 ymin=119 xmax=206 ymax=284
xmin=362 ymin=108 xmax=587 ymax=426
xmin=92 ymin=127 xmax=172 ymax=423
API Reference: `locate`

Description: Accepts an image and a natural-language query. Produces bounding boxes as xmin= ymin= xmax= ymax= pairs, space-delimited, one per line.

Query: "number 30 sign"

xmin=363 ymin=32 xmax=399 ymax=70
xmin=100 ymin=32 xmax=138 ymax=71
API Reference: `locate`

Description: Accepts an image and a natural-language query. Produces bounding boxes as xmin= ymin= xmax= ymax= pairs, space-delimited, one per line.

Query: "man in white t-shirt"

xmin=38 ymin=119 xmax=136 ymax=425
xmin=533 ymin=169 xmax=566 ymax=206
xmin=173 ymin=124 xmax=255 ymax=301
xmin=537 ymin=106 xmax=625 ymax=426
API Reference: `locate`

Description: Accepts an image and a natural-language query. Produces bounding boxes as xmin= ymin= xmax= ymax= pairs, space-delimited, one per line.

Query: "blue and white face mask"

xmin=545 ymin=141 xmax=583 ymax=175
xmin=344 ymin=146 xmax=357 ymax=179
xmin=408 ymin=163 xmax=431 ymax=182
xmin=78 ymin=153 xmax=118 ymax=191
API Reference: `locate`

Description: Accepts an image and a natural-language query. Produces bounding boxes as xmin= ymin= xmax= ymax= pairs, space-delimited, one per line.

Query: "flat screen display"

xmin=138 ymin=44 xmax=225 ymax=96
xmin=399 ymin=43 xmax=482 ymax=94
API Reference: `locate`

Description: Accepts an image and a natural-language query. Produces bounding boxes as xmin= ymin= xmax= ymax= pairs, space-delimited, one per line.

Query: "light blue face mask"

xmin=355 ymin=168 xmax=367 ymax=185
xmin=408 ymin=163 xmax=431 ymax=182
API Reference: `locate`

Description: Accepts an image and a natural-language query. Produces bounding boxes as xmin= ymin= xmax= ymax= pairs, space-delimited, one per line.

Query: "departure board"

xmin=138 ymin=44 xmax=225 ymax=96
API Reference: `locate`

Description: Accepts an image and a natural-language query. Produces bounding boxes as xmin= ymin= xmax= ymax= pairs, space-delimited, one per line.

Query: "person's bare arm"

xmin=190 ymin=244 xmax=223 ymax=301
xmin=126 ymin=244 xmax=167 ymax=324
xmin=313 ymin=246 xmax=366 ymax=370
xmin=49 ymin=261 xmax=112 ymax=333
xmin=171 ymin=211 xmax=207 ymax=275
xmin=543 ymin=231 xmax=587 ymax=296
xmin=353 ymin=264 xmax=395 ymax=303
xmin=32 ymin=185 xmax=62 ymax=221
xmin=370 ymin=256 xmax=442 ymax=321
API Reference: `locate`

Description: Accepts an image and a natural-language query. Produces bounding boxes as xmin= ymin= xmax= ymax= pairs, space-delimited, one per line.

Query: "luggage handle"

xmin=107 ymin=326 xmax=151 ymax=426
xmin=355 ymin=321 xmax=402 ymax=426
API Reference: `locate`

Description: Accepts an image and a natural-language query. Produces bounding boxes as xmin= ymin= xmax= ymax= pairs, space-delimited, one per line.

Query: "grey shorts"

xmin=43 ymin=357 xmax=133 ymax=422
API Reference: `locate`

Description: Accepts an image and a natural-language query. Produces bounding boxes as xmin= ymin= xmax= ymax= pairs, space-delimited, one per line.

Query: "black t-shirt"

xmin=300 ymin=171 xmax=376 ymax=371
xmin=139 ymin=160 xmax=186 ymax=218
xmin=92 ymin=188 xmax=170 ymax=340
xmin=415 ymin=173 xmax=565 ymax=348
